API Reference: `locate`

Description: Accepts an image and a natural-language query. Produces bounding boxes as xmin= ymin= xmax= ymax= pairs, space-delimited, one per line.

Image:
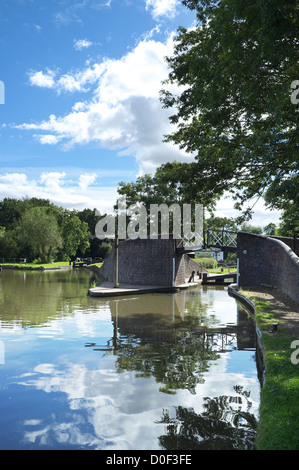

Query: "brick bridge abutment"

xmin=237 ymin=232 xmax=299 ymax=304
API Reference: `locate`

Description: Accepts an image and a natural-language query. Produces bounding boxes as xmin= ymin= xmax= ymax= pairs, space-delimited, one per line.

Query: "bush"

xmin=196 ymin=257 xmax=217 ymax=269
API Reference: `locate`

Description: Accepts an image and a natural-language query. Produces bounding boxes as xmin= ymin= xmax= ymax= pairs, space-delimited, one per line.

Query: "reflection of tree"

xmin=182 ymin=294 xmax=218 ymax=329
xmin=157 ymin=386 xmax=257 ymax=450
xmin=110 ymin=292 xmax=225 ymax=394
xmin=115 ymin=331 xmax=220 ymax=395
xmin=0 ymin=269 xmax=94 ymax=328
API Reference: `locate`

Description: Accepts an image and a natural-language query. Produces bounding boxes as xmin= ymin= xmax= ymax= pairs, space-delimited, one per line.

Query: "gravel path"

xmin=245 ymin=286 xmax=299 ymax=334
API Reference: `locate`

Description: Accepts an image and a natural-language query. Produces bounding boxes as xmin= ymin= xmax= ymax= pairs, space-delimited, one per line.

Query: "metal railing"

xmin=0 ymin=258 xmax=27 ymax=264
xmin=206 ymin=229 xmax=238 ymax=251
xmin=176 ymin=231 xmax=205 ymax=251
xmin=176 ymin=229 xmax=238 ymax=252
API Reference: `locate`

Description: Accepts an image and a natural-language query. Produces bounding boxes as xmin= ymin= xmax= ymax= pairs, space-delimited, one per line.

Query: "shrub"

xmin=196 ymin=257 xmax=217 ymax=269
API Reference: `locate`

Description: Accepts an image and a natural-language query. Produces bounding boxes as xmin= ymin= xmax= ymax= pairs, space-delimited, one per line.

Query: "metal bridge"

xmin=176 ymin=229 xmax=238 ymax=253
xmin=88 ymin=229 xmax=238 ymax=253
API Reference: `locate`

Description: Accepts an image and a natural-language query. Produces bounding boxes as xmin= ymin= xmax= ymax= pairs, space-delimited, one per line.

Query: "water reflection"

xmin=0 ymin=269 xmax=94 ymax=328
xmin=0 ymin=270 xmax=260 ymax=450
xmin=87 ymin=293 xmax=256 ymax=396
xmin=157 ymin=386 xmax=257 ymax=450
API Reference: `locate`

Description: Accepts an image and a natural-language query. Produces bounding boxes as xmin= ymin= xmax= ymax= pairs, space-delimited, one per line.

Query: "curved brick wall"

xmin=237 ymin=232 xmax=299 ymax=304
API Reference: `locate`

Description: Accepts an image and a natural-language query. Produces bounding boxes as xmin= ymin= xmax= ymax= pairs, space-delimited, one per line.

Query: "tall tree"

xmin=17 ymin=207 xmax=63 ymax=263
xmin=160 ymin=0 xmax=298 ymax=219
xmin=117 ymin=167 xmax=213 ymax=237
xmin=52 ymin=208 xmax=90 ymax=260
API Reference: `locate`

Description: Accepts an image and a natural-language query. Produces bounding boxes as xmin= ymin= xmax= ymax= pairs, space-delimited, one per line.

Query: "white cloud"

xmin=0 ymin=173 xmax=28 ymax=185
xmin=145 ymin=0 xmax=179 ymax=19
xmin=35 ymin=134 xmax=61 ymax=145
xmin=78 ymin=173 xmax=97 ymax=190
xmin=0 ymin=170 xmax=281 ymax=227
xmin=0 ymin=171 xmax=118 ymax=213
xmin=213 ymin=193 xmax=282 ymax=228
xmin=28 ymin=69 xmax=56 ymax=89
xmin=40 ymin=171 xmax=67 ymax=189
xmin=74 ymin=38 xmax=94 ymax=51
xmin=19 ymin=34 xmax=192 ymax=174
xmin=28 ymin=63 xmax=106 ymax=94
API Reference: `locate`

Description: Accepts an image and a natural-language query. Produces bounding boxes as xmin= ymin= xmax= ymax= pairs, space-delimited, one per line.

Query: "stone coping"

xmin=88 ymin=280 xmax=201 ymax=297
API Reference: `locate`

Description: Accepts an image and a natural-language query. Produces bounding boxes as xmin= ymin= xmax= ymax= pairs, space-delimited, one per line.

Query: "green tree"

xmin=117 ymin=172 xmax=185 ymax=237
xmin=160 ymin=0 xmax=298 ymax=219
xmin=77 ymin=208 xmax=101 ymax=234
xmin=0 ymin=226 xmax=20 ymax=259
xmin=0 ymin=198 xmax=26 ymax=230
xmin=277 ymin=204 xmax=299 ymax=237
xmin=77 ymin=208 xmax=110 ymax=259
xmin=0 ymin=198 xmax=92 ymax=261
xmin=117 ymin=164 xmax=219 ymax=237
xmin=118 ymin=162 xmax=219 ymax=209
xmin=263 ymin=223 xmax=277 ymax=236
xmin=17 ymin=207 xmax=63 ymax=263
xmin=240 ymin=223 xmax=263 ymax=234
xmin=53 ymin=208 xmax=90 ymax=260
xmin=0 ymin=197 xmax=54 ymax=230
xmin=206 ymin=215 xmax=238 ymax=232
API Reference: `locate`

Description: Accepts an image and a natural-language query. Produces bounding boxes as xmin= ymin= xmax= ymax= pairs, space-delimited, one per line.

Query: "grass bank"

xmin=240 ymin=289 xmax=299 ymax=450
xmin=0 ymin=261 xmax=70 ymax=269
xmin=207 ymin=267 xmax=236 ymax=274
xmin=87 ymin=262 xmax=103 ymax=268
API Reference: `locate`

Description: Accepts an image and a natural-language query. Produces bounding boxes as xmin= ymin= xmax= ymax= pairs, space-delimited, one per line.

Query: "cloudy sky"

xmin=0 ymin=0 xmax=281 ymax=227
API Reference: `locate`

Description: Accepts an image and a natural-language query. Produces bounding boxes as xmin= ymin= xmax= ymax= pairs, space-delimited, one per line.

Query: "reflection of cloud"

xmin=20 ymin=361 xmax=168 ymax=449
xmin=8 ymin=289 xmax=259 ymax=450
xmin=18 ymin=350 xmax=260 ymax=450
xmin=24 ymin=414 xmax=99 ymax=448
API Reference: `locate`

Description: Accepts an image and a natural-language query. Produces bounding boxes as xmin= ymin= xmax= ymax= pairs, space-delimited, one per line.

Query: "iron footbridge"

xmin=176 ymin=229 xmax=238 ymax=253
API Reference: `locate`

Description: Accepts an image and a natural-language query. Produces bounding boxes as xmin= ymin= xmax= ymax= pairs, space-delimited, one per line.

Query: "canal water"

xmin=0 ymin=268 xmax=260 ymax=450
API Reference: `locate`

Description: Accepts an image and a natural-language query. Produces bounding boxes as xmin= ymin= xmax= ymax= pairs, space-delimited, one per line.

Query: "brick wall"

xmin=175 ymin=253 xmax=208 ymax=285
xmin=96 ymin=237 xmax=207 ymax=287
xmin=269 ymin=235 xmax=299 ymax=257
xmin=238 ymin=232 xmax=299 ymax=304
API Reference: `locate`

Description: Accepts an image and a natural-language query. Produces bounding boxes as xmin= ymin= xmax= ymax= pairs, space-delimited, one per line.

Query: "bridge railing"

xmin=206 ymin=229 xmax=238 ymax=251
xmin=176 ymin=232 xmax=205 ymax=251
xmin=173 ymin=230 xmax=239 ymax=252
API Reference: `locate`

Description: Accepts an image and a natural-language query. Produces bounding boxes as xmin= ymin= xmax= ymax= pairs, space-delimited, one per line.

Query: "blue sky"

xmin=0 ymin=0 xmax=281 ymax=226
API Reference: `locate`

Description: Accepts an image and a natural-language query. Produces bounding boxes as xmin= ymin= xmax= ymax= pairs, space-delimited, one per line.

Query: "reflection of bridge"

xmin=176 ymin=230 xmax=238 ymax=253
xmin=87 ymin=292 xmax=256 ymax=354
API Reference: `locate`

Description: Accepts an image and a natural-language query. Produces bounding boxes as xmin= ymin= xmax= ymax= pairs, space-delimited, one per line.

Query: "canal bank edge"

xmin=228 ymin=283 xmax=266 ymax=385
xmin=0 ymin=264 xmax=71 ymax=271
xmin=228 ymin=283 xmax=299 ymax=450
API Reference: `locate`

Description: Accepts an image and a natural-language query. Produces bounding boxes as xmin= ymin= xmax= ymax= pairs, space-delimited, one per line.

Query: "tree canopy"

xmin=0 ymin=198 xmax=91 ymax=262
xmin=17 ymin=207 xmax=63 ymax=263
xmin=160 ymin=0 xmax=298 ymax=221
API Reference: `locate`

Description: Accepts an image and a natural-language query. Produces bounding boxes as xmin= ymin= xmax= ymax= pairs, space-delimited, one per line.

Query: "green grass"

xmin=207 ymin=267 xmax=237 ymax=274
xmin=256 ymin=334 xmax=299 ymax=450
xmin=0 ymin=261 xmax=70 ymax=269
xmin=240 ymin=290 xmax=299 ymax=450
xmin=0 ymin=261 xmax=104 ymax=270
